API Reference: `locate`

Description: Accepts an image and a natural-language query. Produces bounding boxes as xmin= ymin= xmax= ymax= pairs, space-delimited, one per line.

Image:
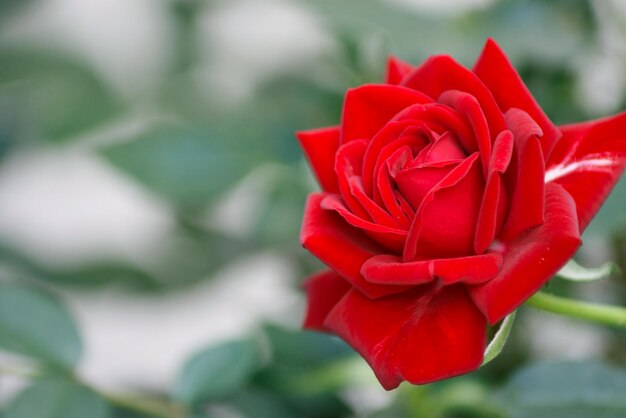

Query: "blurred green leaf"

xmin=251 ymin=168 xmax=310 ymax=247
xmin=0 ymin=283 xmax=81 ymax=369
xmin=101 ymin=128 xmax=250 ymax=210
xmin=0 ymin=48 xmax=121 ymax=141
xmin=518 ymin=64 xmax=585 ymax=125
xmin=556 ymin=259 xmax=619 ymax=283
xmin=228 ymin=389 xmax=297 ymax=418
xmin=0 ymin=95 xmax=20 ymax=161
xmin=174 ymin=338 xmax=261 ymax=405
xmin=194 ymin=77 xmax=342 ymax=173
xmin=483 ymin=312 xmax=517 ymax=366
xmin=0 ymin=0 xmax=34 ymax=18
xmin=110 ymin=407 xmax=154 ymax=418
xmin=586 ymin=176 xmax=626 ymax=236
xmin=493 ymin=361 xmax=626 ymax=418
xmin=263 ymin=325 xmax=352 ymax=370
xmin=4 ymin=378 xmax=110 ymax=418
xmin=255 ymin=325 xmax=358 ymax=397
xmin=303 ymin=0 xmax=589 ymax=66
xmin=0 ymin=242 xmax=161 ymax=291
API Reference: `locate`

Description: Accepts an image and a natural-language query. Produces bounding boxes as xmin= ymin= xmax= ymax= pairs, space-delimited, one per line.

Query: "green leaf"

xmin=302 ymin=0 xmax=588 ymax=66
xmin=174 ymin=338 xmax=261 ymax=405
xmin=0 ymin=48 xmax=121 ymax=141
xmin=4 ymin=378 xmax=110 ymax=418
xmin=262 ymin=325 xmax=352 ymax=370
xmin=0 ymin=283 xmax=82 ymax=368
xmin=556 ymin=259 xmax=619 ymax=282
xmin=493 ymin=361 xmax=626 ymax=418
xmin=100 ymin=128 xmax=250 ymax=210
xmin=482 ymin=311 xmax=516 ymax=366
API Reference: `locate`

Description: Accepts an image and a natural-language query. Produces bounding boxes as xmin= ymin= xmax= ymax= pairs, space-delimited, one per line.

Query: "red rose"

xmin=297 ymin=39 xmax=626 ymax=389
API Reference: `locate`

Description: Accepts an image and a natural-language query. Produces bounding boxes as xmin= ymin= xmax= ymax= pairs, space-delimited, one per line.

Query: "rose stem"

xmin=525 ymin=291 xmax=626 ymax=328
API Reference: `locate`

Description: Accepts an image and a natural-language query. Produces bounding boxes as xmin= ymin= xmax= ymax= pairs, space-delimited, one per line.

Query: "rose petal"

xmin=404 ymin=153 xmax=484 ymax=260
xmin=362 ymin=120 xmax=430 ymax=196
xmin=362 ymin=252 xmax=503 ymax=285
xmin=547 ymin=111 xmax=626 ymax=232
xmin=303 ymin=270 xmax=351 ymax=332
xmin=385 ymin=56 xmax=415 ymax=85
xmin=349 ymin=176 xmax=400 ymax=228
xmin=403 ymin=55 xmax=506 ymax=138
xmin=325 ymin=284 xmax=487 ymax=389
xmin=376 ymin=152 xmax=413 ymax=226
xmin=474 ymin=130 xmax=514 ymax=254
xmin=296 ymin=126 xmax=340 ymax=193
xmin=321 ymin=194 xmax=407 ymax=253
xmin=392 ymin=103 xmax=475 ymax=152
xmin=500 ymin=109 xmax=545 ymax=241
xmin=301 ymin=193 xmax=409 ymax=299
xmin=394 ymin=161 xmax=458 ymax=209
xmin=439 ymin=90 xmax=492 ymax=171
xmin=341 ymin=84 xmax=432 ymax=143
xmin=473 ymin=38 xmax=561 ymax=159
xmin=469 ymin=183 xmax=582 ymax=324
xmin=419 ymin=131 xmax=467 ymax=163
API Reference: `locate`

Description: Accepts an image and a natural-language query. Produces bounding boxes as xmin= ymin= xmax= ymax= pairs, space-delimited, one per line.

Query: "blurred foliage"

xmin=0 ymin=49 xmax=122 ymax=142
xmin=174 ymin=338 xmax=262 ymax=405
xmin=1 ymin=0 xmax=626 ymax=417
xmin=101 ymin=128 xmax=250 ymax=212
xmin=0 ymin=283 xmax=81 ymax=369
xmin=4 ymin=378 xmax=110 ymax=418
xmin=492 ymin=362 xmax=626 ymax=418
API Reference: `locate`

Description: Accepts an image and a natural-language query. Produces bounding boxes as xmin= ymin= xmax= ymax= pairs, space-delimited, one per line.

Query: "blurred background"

xmin=1 ymin=0 xmax=626 ymax=417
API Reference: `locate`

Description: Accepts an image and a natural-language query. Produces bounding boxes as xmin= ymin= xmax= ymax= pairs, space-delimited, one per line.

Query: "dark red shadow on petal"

xmin=325 ymin=284 xmax=487 ymax=389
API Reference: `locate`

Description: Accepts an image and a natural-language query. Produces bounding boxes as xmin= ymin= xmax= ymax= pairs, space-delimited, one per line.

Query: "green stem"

xmin=525 ymin=291 xmax=626 ymax=328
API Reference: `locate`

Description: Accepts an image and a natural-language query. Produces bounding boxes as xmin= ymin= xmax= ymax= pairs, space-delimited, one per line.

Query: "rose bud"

xmin=297 ymin=39 xmax=626 ymax=389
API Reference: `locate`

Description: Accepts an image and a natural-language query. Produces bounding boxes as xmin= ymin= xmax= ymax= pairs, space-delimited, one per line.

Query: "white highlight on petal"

xmin=545 ymin=157 xmax=619 ymax=183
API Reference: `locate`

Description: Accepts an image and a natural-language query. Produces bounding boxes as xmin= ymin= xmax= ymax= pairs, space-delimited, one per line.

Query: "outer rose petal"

xmin=402 ymin=54 xmax=506 ymax=139
xmin=386 ymin=56 xmax=415 ymax=85
xmin=341 ymin=84 xmax=432 ymax=143
xmin=303 ymin=270 xmax=351 ymax=332
xmin=473 ymin=38 xmax=561 ymax=159
xmin=546 ymin=111 xmax=626 ymax=232
xmin=325 ymin=284 xmax=487 ymax=389
xmin=470 ymin=183 xmax=582 ymax=324
xmin=296 ymin=126 xmax=340 ymax=193
xmin=301 ymin=193 xmax=410 ymax=299
xmin=362 ymin=253 xmax=502 ymax=285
